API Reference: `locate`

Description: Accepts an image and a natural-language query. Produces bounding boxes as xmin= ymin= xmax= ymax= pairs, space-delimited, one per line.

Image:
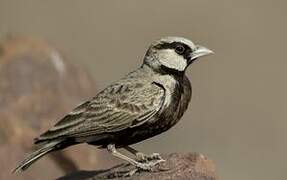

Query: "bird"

xmin=13 ymin=36 xmax=213 ymax=173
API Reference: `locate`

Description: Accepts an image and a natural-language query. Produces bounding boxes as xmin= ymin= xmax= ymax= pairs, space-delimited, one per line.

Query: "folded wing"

xmin=35 ymin=81 xmax=165 ymax=144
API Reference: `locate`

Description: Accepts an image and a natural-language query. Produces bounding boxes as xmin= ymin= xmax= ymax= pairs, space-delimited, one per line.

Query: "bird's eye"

xmin=175 ymin=45 xmax=185 ymax=54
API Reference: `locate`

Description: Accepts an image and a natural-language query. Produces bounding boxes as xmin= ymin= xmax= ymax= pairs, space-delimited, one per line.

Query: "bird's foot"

xmin=122 ymin=158 xmax=165 ymax=177
xmin=122 ymin=158 xmax=168 ymax=177
xmin=135 ymin=152 xmax=165 ymax=162
xmin=108 ymin=144 xmax=166 ymax=177
xmin=135 ymin=158 xmax=165 ymax=171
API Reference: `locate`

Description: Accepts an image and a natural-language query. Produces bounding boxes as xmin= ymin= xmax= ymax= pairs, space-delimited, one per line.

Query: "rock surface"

xmin=57 ymin=153 xmax=217 ymax=180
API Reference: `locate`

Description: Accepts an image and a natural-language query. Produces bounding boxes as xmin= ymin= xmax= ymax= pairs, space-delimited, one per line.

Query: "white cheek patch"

xmin=158 ymin=49 xmax=187 ymax=71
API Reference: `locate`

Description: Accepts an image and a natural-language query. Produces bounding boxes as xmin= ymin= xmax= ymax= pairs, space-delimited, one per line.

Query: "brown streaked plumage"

xmin=14 ymin=37 xmax=213 ymax=173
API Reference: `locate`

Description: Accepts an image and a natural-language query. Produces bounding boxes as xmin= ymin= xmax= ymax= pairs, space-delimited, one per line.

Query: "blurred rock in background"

xmin=0 ymin=35 xmax=113 ymax=180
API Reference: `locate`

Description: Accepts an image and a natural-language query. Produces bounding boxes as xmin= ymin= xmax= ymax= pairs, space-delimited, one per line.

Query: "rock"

xmin=57 ymin=153 xmax=217 ymax=180
xmin=0 ymin=35 xmax=109 ymax=180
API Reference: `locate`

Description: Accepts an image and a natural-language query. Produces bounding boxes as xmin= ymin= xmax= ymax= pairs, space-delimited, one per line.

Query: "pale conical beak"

xmin=189 ymin=45 xmax=213 ymax=62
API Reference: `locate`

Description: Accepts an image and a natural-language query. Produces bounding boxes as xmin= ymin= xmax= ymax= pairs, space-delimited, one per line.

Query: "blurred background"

xmin=0 ymin=0 xmax=286 ymax=179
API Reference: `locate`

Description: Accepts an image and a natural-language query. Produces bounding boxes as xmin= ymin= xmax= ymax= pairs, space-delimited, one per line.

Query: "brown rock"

xmin=57 ymin=153 xmax=217 ymax=180
xmin=0 ymin=35 xmax=110 ymax=180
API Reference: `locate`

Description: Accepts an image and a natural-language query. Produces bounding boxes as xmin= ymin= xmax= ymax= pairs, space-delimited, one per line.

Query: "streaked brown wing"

xmin=36 ymin=81 xmax=165 ymax=143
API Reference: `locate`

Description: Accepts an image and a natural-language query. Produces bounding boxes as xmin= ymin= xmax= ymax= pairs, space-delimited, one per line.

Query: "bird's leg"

xmin=107 ymin=144 xmax=163 ymax=172
xmin=124 ymin=146 xmax=164 ymax=162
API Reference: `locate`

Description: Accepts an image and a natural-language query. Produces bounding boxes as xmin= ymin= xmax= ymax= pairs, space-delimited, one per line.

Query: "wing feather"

xmin=36 ymin=80 xmax=165 ymax=143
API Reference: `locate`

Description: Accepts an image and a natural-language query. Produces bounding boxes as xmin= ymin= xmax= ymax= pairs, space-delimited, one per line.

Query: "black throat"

xmin=159 ymin=64 xmax=185 ymax=78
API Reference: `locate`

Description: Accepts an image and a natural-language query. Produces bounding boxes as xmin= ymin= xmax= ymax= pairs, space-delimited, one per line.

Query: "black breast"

xmin=158 ymin=75 xmax=192 ymax=131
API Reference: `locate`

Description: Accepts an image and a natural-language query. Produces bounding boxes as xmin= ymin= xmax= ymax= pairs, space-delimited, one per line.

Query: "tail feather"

xmin=13 ymin=140 xmax=61 ymax=173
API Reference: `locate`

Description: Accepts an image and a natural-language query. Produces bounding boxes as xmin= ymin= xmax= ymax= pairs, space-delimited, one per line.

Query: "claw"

xmin=136 ymin=152 xmax=165 ymax=162
xmin=135 ymin=152 xmax=147 ymax=162
xmin=135 ymin=159 xmax=165 ymax=171
xmin=149 ymin=153 xmax=164 ymax=161
xmin=123 ymin=168 xmax=138 ymax=177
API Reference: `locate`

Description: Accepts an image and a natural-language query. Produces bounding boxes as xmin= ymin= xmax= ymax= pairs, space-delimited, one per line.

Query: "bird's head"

xmin=144 ymin=37 xmax=213 ymax=73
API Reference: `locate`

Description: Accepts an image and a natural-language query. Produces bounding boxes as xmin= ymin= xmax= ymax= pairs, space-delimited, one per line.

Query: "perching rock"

xmin=57 ymin=153 xmax=217 ymax=180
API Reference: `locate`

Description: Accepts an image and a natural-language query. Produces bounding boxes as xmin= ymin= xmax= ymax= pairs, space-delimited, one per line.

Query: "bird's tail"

xmin=13 ymin=140 xmax=62 ymax=173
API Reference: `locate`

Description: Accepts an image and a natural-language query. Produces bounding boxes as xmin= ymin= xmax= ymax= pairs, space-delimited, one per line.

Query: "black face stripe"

xmin=154 ymin=41 xmax=192 ymax=60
